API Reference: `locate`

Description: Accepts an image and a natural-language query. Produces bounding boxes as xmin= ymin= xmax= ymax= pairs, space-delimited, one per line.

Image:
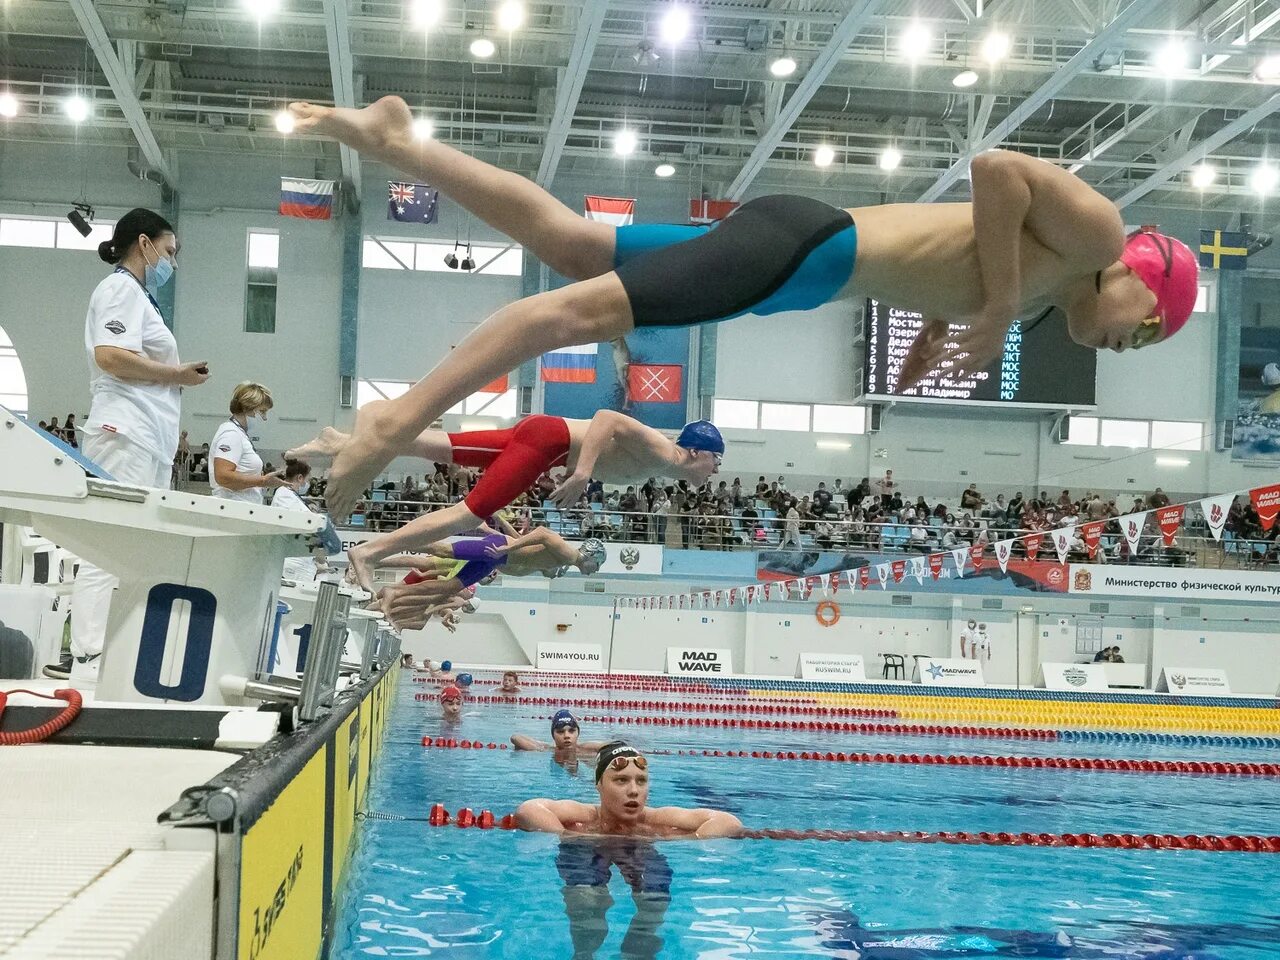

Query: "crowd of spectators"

xmin=36 ymin=413 xmax=80 ymax=448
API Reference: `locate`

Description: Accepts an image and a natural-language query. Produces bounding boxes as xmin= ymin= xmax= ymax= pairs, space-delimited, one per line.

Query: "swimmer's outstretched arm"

xmin=515 ymin=798 xmax=597 ymax=834
xmin=511 ymin=734 xmax=550 ymax=751
xmin=492 ymin=528 xmax=579 ymax=567
xmin=948 ymin=150 xmax=1126 ymax=376
xmin=647 ymin=806 xmax=744 ymax=839
xmin=550 ymin=411 xmax=676 ymax=508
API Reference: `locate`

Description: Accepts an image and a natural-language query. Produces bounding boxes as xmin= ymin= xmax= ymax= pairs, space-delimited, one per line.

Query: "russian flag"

xmin=280 ymin=178 xmax=335 ymax=220
xmin=541 ymin=343 xmax=597 ymax=383
xmin=584 ymin=195 xmax=635 ymax=226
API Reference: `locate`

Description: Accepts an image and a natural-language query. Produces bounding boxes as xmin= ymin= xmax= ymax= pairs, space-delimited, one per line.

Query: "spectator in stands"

xmin=908 ymin=518 xmax=931 ymax=552
xmin=649 ymin=486 xmax=670 ymax=543
xmin=776 ymin=475 xmax=788 ymax=493
xmin=982 ymin=494 xmax=1007 ymax=522
xmin=960 ymin=483 xmax=984 ymax=511
xmin=190 ymin=443 xmax=211 ymax=481
xmin=812 ymin=481 xmax=832 ymax=516
xmin=888 ymin=490 xmax=904 ymax=513
xmin=713 ymin=480 xmax=733 ymax=513
xmin=874 ymin=469 xmax=895 ymax=506
xmin=1006 ymin=490 xmax=1025 ymax=518
xmin=698 ymin=502 xmax=731 ymax=550
xmin=833 ymin=479 xmax=845 ymax=500
xmin=849 ymin=477 xmax=869 ymax=510
xmin=1086 ymin=493 xmax=1106 ymax=520
xmin=662 ymin=489 xmax=685 ymax=550
xmin=755 ymin=475 xmax=769 ymax=499
xmin=640 ymin=476 xmax=658 ymax=506
xmin=797 ymin=495 xmax=815 ymax=525
xmin=813 ymin=514 xmax=837 ymax=549
xmin=63 ymin=413 xmax=79 ymax=447
xmin=730 ymin=477 xmax=743 ymax=507
xmin=1148 ymin=487 xmax=1171 ymax=508
xmin=1057 ymin=489 xmax=1073 ymax=509
xmin=779 ymin=499 xmax=802 ymax=550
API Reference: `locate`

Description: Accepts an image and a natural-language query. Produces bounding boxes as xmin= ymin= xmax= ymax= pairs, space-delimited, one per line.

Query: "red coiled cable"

xmin=0 ymin=688 xmax=83 ymax=745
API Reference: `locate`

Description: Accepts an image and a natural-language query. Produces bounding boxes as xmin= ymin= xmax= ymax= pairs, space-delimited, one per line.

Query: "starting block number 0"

xmin=134 ymin=583 xmax=218 ymax=701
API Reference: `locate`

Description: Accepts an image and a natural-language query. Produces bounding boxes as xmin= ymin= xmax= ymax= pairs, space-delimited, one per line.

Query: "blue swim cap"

xmin=441 ymin=660 xmax=452 ymax=672
xmin=676 ymin=420 xmax=724 ymax=455
xmin=456 ymin=673 xmax=473 ymax=686
xmin=551 ymin=709 xmax=579 ymax=732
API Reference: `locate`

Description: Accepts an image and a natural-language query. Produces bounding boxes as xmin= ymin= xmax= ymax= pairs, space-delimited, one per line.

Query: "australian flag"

xmin=387 ymin=181 xmax=439 ymax=224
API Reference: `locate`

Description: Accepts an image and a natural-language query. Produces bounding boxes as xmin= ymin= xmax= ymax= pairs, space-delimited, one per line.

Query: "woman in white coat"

xmin=45 ymin=208 xmax=210 ymax=681
xmin=209 ymin=381 xmax=287 ymax=504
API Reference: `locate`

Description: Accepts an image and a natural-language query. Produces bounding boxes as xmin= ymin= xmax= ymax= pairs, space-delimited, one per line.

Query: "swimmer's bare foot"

xmin=346 ymin=541 xmax=377 ymax=592
xmin=287 ymin=96 xmax=414 ymax=153
xmin=324 ymin=399 xmax=406 ymax=520
xmin=286 ymin=426 xmax=350 ymax=463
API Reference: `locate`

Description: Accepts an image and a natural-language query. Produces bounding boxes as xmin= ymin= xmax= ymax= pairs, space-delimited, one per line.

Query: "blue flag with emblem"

xmin=1199 ymin=229 xmax=1249 ymax=270
xmin=387 ymin=181 xmax=439 ymax=224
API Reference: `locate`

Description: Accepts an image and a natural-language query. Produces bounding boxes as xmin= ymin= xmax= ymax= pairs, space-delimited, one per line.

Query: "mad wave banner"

xmin=1067 ymin=564 xmax=1280 ymax=602
xmin=1250 ymin=482 xmax=1280 ymax=531
xmin=968 ymin=543 xmax=985 ymax=572
xmin=858 ymin=567 xmax=871 ymax=590
xmin=891 ymin=559 xmax=906 ymax=584
xmin=1022 ymin=533 xmax=1042 ymax=561
xmin=918 ymin=658 xmax=985 ymax=687
xmin=1081 ymin=521 xmax=1104 ymax=559
xmin=1121 ymin=511 xmax=1149 ymax=554
xmin=928 ymin=553 xmax=944 ymax=580
xmin=1199 ymin=493 xmax=1236 ymax=540
xmin=1156 ymin=504 xmax=1186 ymax=546
xmin=666 ymin=647 xmax=733 ymax=675
xmin=537 ymin=642 xmax=605 ymax=672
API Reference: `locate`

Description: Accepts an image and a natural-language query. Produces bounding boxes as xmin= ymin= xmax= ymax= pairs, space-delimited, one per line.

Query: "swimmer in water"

xmin=295 ymin=411 xmax=721 ymax=581
xmin=515 ymin=742 xmax=743 ymax=840
xmin=439 ymin=684 xmax=463 ymax=724
xmin=283 ymin=96 xmax=1199 ymax=518
xmin=499 ymin=670 xmax=520 ymax=695
xmin=512 ymin=710 xmax=611 ymax=766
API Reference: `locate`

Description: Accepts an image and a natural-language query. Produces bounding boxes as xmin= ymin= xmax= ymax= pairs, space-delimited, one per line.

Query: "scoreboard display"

xmin=862 ymin=299 xmax=1096 ymax=408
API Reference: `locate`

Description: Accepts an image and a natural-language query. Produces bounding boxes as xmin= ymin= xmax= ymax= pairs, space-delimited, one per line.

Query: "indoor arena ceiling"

xmin=5 ymin=0 xmax=1280 ymax=210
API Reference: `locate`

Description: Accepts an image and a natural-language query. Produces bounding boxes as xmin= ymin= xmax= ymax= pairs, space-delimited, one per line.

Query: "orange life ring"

xmin=815 ymin=600 xmax=841 ymax=627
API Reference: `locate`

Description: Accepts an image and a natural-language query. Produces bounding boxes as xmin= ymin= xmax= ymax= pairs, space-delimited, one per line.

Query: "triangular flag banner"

xmin=928 ymin=553 xmax=944 ymax=580
xmin=1080 ymin=521 xmax=1104 ymax=559
xmin=714 ymin=591 xmax=722 ymax=607
xmin=969 ymin=543 xmax=986 ymax=572
xmin=951 ymin=547 xmax=968 ymax=576
xmin=876 ymin=563 xmax=891 ymax=590
xmin=1250 ymin=483 xmax=1280 ymax=531
xmin=909 ymin=556 xmax=926 ymax=584
xmin=828 ymin=573 xmax=841 ymax=595
xmin=781 ymin=580 xmax=792 ymax=600
xmin=745 ymin=586 xmax=755 ymax=605
xmin=995 ymin=538 xmax=1013 ymax=573
xmin=891 ymin=559 xmax=906 ymax=584
xmin=858 ymin=567 xmax=871 ymax=590
xmin=1199 ymin=493 xmax=1236 ymax=540
xmin=1122 ymin=511 xmax=1149 ymax=554
xmin=1156 ymin=504 xmax=1186 ymax=546
xmin=1052 ymin=526 xmax=1074 ymax=564
xmin=728 ymin=589 xmax=737 ymax=605
xmin=800 ymin=577 xmax=814 ymax=601
xmin=763 ymin=583 xmax=772 ymax=601
xmin=1022 ymin=533 xmax=1042 ymax=561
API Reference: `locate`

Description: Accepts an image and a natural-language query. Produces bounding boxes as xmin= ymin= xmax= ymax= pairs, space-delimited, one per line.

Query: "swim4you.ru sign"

xmin=1067 ymin=565 xmax=1280 ymax=603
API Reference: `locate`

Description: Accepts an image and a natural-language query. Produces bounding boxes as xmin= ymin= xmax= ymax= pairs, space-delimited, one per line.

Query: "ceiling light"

xmin=769 ymin=56 xmax=797 ymax=77
xmin=1155 ymin=456 xmax=1189 ymax=468
xmin=1154 ymin=39 xmax=1188 ymax=76
xmin=1190 ymin=163 xmax=1217 ymax=189
xmin=1252 ymin=163 xmax=1279 ymax=195
xmin=274 ymin=110 xmax=295 ymax=133
xmin=410 ymin=0 xmax=445 ymax=30
xmin=496 ymin=0 xmax=524 ymax=32
xmin=654 ymin=162 xmax=676 ymax=177
xmin=1254 ymin=54 xmax=1280 ymax=82
xmin=659 ymin=6 xmax=690 ymax=45
xmin=981 ymin=31 xmax=1010 ymax=64
xmin=244 ymin=0 xmax=279 ymax=20
xmin=878 ymin=146 xmax=902 ymax=171
xmin=63 ymin=96 xmax=90 ymax=123
xmin=613 ymin=129 xmax=638 ymax=155
xmin=952 ymin=69 xmax=979 ymax=88
xmin=899 ymin=22 xmax=931 ymax=62
xmin=0 ymin=93 xmax=17 ymax=119
xmin=413 ymin=117 xmax=434 ymax=140
xmin=814 ymin=144 xmax=835 ymax=167
xmin=816 ymin=440 xmax=852 ymax=450
xmin=470 ymin=37 xmax=496 ymax=58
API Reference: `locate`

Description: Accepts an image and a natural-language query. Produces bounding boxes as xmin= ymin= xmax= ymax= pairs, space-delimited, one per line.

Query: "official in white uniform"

xmin=209 ymin=382 xmax=286 ymax=504
xmin=271 ymin=459 xmax=336 ymax=581
xmin=46 ymin=208 xmax=211 ymax=681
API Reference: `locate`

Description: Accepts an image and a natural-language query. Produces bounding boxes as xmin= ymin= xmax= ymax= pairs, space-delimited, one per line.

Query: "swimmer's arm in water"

xmin=511 ymin=734 xmax=551 ymax=751
xmin=515 ymin=798 xmax=596 ymax=834
xmin=575 ymin=741 xmax=610 ymax=754
xmin=647 ymin=806 xmax=744 ymax=839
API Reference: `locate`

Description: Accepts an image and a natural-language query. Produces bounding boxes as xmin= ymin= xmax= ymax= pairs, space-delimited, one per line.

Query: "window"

xmin=56 ymin=220 xmax=115 ymax=250
xmin=1099 ymin=418 xmax=1149 ymax=448
xmin=812 ymin=403 xmax=866 ymax=434
xmin=1062 ymin=415 xmax=1099 ymax=446
xmin=0 ymin=327 xmax=28 ymax=419
xmin=1195 ymin=281 xmax=1215 ymax=314
xmin=712 ymin=398 xmax=759 ymax=429
xmin=245 ymin=231 xmax=279 ymax=334
xmin=357 ymin=379 xmax=515 ymax=420
xmin=1150 ymin=420 xmax=1204 ymax=451
xmin=361 ymin=236 xmax=524 ymax=276
xmin=760 ymin=401 xmax=810 ymax=432
xmin=0 ymin=218 xmax=55 ymax=248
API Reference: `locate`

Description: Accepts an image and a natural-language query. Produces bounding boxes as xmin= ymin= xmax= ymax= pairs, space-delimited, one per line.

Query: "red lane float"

xmin=421 ymin=737 xmax=509 ymax=749
xmin=418 ymin=804 xmax=1280 ymax=853
xmin=413 ymin=692 xmax=893 ymax=717
xmin=510 ymin=713 xmax=1060 ymax=740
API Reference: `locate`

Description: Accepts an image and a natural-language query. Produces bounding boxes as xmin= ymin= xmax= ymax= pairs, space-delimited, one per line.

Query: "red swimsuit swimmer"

xmin=447 ymin=414 xmax=572 ymax=517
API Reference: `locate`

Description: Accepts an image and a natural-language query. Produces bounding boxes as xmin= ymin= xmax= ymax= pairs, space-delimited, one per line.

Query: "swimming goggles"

xmin=607 ymin=755 xmax=648 ymax=774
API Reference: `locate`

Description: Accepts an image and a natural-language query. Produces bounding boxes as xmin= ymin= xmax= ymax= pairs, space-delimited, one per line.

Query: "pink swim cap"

xmin=1118 ymin=230 xmax=1199 ymax=340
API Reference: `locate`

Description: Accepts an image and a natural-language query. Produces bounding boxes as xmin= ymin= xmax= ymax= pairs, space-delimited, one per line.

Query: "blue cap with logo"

xmin=675 ymin=420 xmax=724 ymax=455
xmin=551 ymin=709 xmax=579 ymax=732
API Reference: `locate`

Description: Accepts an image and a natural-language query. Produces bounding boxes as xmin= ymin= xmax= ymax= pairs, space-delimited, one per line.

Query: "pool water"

xmin=330 ymin=677 xmax=1280 ymax=959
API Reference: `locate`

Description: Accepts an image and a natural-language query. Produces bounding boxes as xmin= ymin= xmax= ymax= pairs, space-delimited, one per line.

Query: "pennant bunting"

xmin=1122 ymin=511 xmax=1149 ymax=554
xmin=1156 ymin=504 xmax=1186 ymax=546
xmin=951 ymin=547 xmax=968 ymax=577
xmin=1250 ymin=483 xmax=1280 ymax=532
xmin=1022 ymin=533 xmax=1042 ymax=561
xmin=1080 ymin=521 xmax=1104 ymax=559
xmin=995 ymin=538 xmax=1013 ymax=574
xmin=928 ymin=553 xmax=944 ymax=580
xmin=1199 ymin=493 xmax=1236 ymax=541
xmin=1052 ymin=526 xmax=1074 ymax=564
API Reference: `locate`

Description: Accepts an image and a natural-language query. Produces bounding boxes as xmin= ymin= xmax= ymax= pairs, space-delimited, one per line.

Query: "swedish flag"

xmin=1199 ymin=229 xmax=1248 ymax=270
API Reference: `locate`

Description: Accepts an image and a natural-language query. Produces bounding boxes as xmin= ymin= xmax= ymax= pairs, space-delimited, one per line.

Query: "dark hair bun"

xmin=97 ymin=239 xmax=117 ymax=264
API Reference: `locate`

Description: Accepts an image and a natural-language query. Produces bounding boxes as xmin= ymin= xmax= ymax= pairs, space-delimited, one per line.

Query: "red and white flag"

xmin=1080 ymin=521 xmax=1105 ymax=559
xmin=1156 ymin=504 xmax=1186 ymax=546
xmin=1052 ymin=526 xmax=1074 ymax=564
xmin=689 ymin=198 xmax=739 ymax=224
xmin=969 ymin=543 xmax=986 ymax=572
xmin=1022 ymin=533 xmax=1042 ymax=561
xmin=584 ymin=195 xmax=635 ymax=225
xmin=1198 ymin=493 xmax=1236 ymax=540
xmin=910 ymin=556 xmax=927 ymax=584
xmin=928 ymin=553 xmax=944 ymax=580
xmin=951 ymin=547 xmax=968 ymax=576
xmin=858 ymin=567 xmax=871 ymax=590
xmin=1250 ymin=483 xmax=1280 ymax=531
xmin=891 ymin=559 xmax=906 ymax=584
xmin=876 ymin=563 xmax=891 ymax=589
xmin=627 ymin=364 xmax=683 ymax=403
xmin=1121 ymin=511 xmax=1149 ymax=554
xmin=995 ymin=538 xmax=1013 ymax=573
